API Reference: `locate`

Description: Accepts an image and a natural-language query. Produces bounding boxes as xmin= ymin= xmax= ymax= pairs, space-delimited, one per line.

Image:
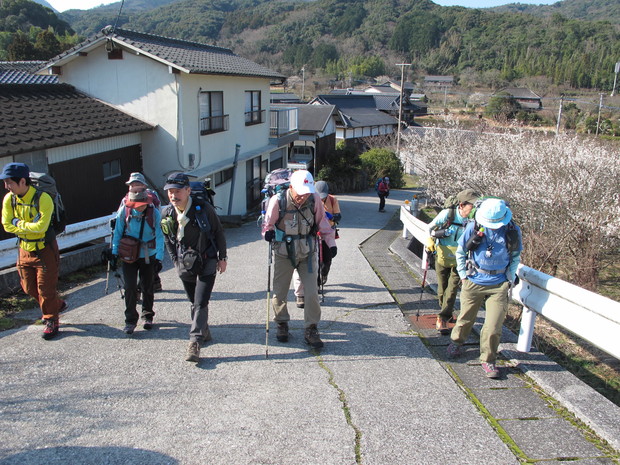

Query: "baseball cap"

xmin=456 ymin=188 xmax=480 ymax=205
xmin=315 ymin=181 xmax=329 ymax=199
xmin=290 ymin=170 xmax=315 ymax=195
xmin=0 ymin=162 xmax=30 ymax=180
xmin=164 ymin=172 xmax=190 ymax=190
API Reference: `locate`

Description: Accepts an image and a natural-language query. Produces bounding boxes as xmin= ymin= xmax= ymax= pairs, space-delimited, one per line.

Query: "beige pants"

xmin=271 ymin=252 xmax=321 ymax=328
xmin=450 ymin=280 xmax=510 ymax=363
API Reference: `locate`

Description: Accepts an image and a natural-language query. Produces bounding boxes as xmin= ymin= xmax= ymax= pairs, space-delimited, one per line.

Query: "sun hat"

xmin=456 ymin=188 xmax=480 ymax=205
xmin=475 ymin=198 xmax=512 ymax=229
xmin=315 ymin=181 xmax=329 ymax=199
xmin=0 ymin=162 xmax=29 ymax=180
xmin=290 ymin=170 xmax=316 ymax=195
xmin=164 ymin=172 xmax=190 ymax=190
xmin=125 ymin=172 xmax=147 ymax=186
xmin=125 ymin=190 xmax=150 ymax=208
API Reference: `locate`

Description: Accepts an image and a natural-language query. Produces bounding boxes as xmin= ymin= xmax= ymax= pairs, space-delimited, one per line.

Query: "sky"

xmin=46 ymin=0 xmax=560 ymax=13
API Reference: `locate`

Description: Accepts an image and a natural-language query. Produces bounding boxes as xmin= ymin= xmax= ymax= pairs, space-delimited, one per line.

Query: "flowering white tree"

xmin=403 ymin=120 xmax=620 ymax=290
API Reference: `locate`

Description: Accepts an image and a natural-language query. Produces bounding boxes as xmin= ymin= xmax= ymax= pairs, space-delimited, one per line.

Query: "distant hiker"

xmin=121 ymin=172 xmax=163 ymax=293
xmin=427 ymin=188 xmax=480 ymax=335
xmin=1 ymin=162 xmax=66 ymax=340
xmin=293 ymin=180 xmax=340 ymax=307
xmin=446 ymin=198 xmax=522 ymax=379
xmin=111 ymin=190 xmax=164 ymax=335
xmin=377 ymin=176 xmax=390 ymax=212
xmin=262 ymin=170 xmax=336 ymax=349
xmin=161 ymin=173 xmax=227 ymax=363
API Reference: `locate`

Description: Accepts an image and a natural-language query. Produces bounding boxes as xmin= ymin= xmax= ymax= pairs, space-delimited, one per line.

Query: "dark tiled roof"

xmin=0 ymin=61 xmax=47 ymax=72
xmin=499 ymin=87 xmax=542 ymax=100
xmin=313 ymin=95 xmax=398 ymax=128
xmin=44 ymin=28 xmax=285 ymax=81
xmin=272 ymin=103 xmax=335 ymax=133
xmin=0 ymin=69 xmax=58 ymax=84
xmin=0 ymin=84 xmax=154 ymax=157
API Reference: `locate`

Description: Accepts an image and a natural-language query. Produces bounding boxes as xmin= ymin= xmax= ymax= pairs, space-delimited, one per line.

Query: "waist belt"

xmin=278 ymin=233 xmax=309 ymax=242
xmin=474 ymin=266 xmax=506 ymax=275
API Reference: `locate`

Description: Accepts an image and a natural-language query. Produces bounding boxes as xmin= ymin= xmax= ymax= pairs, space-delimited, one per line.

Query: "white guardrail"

xmin=400 ymin=205 xmax=620 ymax=360
xmin=0 ymin=214 xmax=115 ymax=270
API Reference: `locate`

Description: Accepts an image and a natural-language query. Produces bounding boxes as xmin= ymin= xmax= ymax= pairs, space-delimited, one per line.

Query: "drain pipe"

xmin=227 ymin=144 xmax=241 ymax=215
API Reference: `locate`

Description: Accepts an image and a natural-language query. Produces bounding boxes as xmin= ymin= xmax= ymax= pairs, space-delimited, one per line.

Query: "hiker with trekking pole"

xmin=262 ymin=170 xmax=336 ymax=349
xmin=427 ymin=188 xmax=480 ymax=335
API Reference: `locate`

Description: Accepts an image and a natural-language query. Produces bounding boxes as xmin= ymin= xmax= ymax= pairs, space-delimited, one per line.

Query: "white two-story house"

xmin=39 ymin=27 xmax=296 ymax=215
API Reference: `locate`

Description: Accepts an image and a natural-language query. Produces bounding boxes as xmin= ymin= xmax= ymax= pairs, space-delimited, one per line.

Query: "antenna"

xmin=112 ymin=0 xmax=125 ymax=33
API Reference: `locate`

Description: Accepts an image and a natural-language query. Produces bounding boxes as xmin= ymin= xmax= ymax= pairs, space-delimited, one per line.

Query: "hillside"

xmin=4 ymin=0 xmax=619 ymax=91
xmin=492 ymin=0 xmax=620 ymax=23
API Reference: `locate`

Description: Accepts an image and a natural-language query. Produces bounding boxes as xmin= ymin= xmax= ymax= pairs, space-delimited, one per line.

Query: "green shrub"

xmin=359 ymin=148 xmax=404 ymax=188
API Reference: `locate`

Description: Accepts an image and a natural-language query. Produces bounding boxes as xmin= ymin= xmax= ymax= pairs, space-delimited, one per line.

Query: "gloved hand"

xmin=265 ymin=230 xmax=275 ymax=242
xmin=330 ymin=246 xmax=337 ymax=258
xmin=11 ymin=218 xmax=19 ymax=227
xmin=425 ymin=236 xmax=436 ymax=254
xmin=154 ymin=259 xmax=163 ymax=273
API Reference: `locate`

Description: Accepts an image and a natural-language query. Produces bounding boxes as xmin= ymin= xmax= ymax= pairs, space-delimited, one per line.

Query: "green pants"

xmin=435 ymin=261 xmax=460 ymax=320
xmin=450 ymin=280 xmax=510 ymax=363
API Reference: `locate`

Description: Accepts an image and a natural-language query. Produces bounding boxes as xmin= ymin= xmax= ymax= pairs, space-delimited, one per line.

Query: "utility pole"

xmin=395 ymin=63 xmax=411 ymax=170
xmin=612 ymin=61 xmax=620 ymax=97
xmin=301 ymin=66 xmax=305 ymax=102
xmin=556 ymin=94 xmax=564 ymax=135
xmin=596 ymin=93 xmax=603 ymax=136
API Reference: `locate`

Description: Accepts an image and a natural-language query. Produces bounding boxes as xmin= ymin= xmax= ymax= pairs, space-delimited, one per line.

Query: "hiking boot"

xmin=446 ymin=342 xmax=464 ymax=358
xmin=481 ymin=362 xmax=500 ymax=379
xmin=185 ymin=341 xmax=200 ymax=362
xmin=296 ymin=296 xmax=305 ymax=308
xmin=276 ymin=322 xmax=289 ymax=342
xmin=436 ymin=316 xmax=450 ymax=335
xmin=42 ymin=318 xmax=59 ymax=340
xmin=123 ymin=324 xmax=136 ymax=335
xmin=304 ymin=324 xmax=324 ymax=349
xmin=143 ymin=319 xmax=153 ymax=330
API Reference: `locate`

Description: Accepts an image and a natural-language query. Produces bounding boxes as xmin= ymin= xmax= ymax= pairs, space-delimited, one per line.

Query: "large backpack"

xmin=258 ymin=168 xmax=293 ymax=223
xmin=190 ymin=178 xmax=216 ymax=207
xmin=12 ymin=172 xmax=67 ymax=236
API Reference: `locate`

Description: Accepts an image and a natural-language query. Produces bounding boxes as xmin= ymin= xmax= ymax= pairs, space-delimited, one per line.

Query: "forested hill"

xmin=492 ymin=0 xmax=620 ymax=23
xmin=7 ymin=0 xmax=620 ymax=90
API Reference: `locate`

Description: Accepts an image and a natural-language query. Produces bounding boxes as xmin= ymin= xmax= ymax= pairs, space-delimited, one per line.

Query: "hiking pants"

xmin=450 ymin=280 xmax=510 ymax=363
xmin=272 ymin=252 xmax=321 ymax=327
xmin=17 ymin=240 xmax=63 ymax=320
xmin=435 ymin=261 xmax=460 ymax=320
xmin=122 ymin=256 xmax=155 ymax=325
xmin=378 ymin=194 xmax=387 ymax=211
xmin=319 ymin=240 xmax=333 ymax=284
xmin=182 ymin=273 xmax=216 ymax=343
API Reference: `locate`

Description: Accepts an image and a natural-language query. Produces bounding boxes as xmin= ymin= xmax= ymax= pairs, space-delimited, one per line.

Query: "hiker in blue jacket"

xmin=446 ymin=198 xmax=522 ymax=379
xmin=111 ymin=190 xmax=164 ymax=335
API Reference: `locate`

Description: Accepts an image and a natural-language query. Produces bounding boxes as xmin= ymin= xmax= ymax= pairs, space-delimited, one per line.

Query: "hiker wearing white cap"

xmin=262 ymin=170 xmax=336 ymax=349
xmin=446 ymin=198 xmax=522 ymax=379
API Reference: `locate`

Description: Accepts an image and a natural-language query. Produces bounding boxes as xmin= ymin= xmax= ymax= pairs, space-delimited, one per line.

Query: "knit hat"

xmin=125 ymin=190 xmax=150 ymax=208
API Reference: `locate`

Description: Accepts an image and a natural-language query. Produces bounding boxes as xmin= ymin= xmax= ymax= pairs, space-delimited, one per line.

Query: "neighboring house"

xmin=424 ymin=75 xmax=454 ymax=88
xmin=0 ymin=61 xmax=58 ymax=84
xmin=270 ymin=92 xmax=301 ymax=104
xmin=38 ymin=27 xmax=293 ymax=215
xmin=497 ymin=87 xmax=543 ymax=111
xmin=310 ymin=94 xmax=399 ymax=148
xmin=0 ymin=83 xmax=154 ymax=240
xmin=271 ymin=103 xmax=337 ymax=173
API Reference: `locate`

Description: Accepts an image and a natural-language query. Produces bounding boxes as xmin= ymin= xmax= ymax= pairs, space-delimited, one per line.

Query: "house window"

xmin=103 ymin=159 xmax=121 ymax=181
xmin=245 ymin=90 xmax=264 ymax=125
xmin=200 ymin=91 xmax=228 ymax=135
xmin=213 ymin=167 xmax=233 ymax=187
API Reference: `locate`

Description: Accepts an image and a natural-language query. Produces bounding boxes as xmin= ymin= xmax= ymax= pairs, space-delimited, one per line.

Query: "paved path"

xmin=1 ymin=189 xmax=619 ymax=465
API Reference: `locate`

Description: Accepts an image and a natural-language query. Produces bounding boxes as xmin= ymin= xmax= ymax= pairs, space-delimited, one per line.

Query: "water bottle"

xmin=465 ymin=226 xmax=485 ymax=251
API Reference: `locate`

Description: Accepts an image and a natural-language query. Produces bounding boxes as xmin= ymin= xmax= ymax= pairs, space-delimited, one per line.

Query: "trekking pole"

xmin=318 ymin=234 xmax=324 ymax=302
xmin=104 ymin=259 xmax=111 ymax=295
xmin=265 ymin=241 xmax=272 ymax=359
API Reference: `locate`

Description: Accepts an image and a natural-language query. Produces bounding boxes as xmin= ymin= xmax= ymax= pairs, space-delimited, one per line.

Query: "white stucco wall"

xmin=57 ymin=44 xmax=275 ymax=215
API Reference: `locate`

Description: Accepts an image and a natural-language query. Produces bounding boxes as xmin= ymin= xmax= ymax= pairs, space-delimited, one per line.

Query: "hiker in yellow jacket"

xmin=1 ymin=163 xmax=65 ymax=340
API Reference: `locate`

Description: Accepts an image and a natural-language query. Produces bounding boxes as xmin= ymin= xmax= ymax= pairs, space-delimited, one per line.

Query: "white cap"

xmin=290 ymin=170 xmax=316 ymax=195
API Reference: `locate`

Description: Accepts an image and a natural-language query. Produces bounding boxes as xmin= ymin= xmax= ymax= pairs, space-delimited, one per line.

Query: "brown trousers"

xmin=17 ymin=240 xmax=63 ymax=320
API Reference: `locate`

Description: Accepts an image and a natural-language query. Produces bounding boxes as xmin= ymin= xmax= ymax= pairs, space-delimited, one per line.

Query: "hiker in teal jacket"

xmin=447 ymin=198 xmax=522 ymax=379
xmin=111 ymin=190 xmax=164 ymax=335
xmin=427 ymin=189 xmax=479 ymax=334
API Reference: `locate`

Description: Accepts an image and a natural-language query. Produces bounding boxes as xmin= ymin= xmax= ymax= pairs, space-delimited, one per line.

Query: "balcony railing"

xmin=270 ymin=107 xmax=298 ymax=137
xmin=200 ymin=114 xmax=229 ymax=135
xmin=245 ymin=109 xmax=265 ymax=126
